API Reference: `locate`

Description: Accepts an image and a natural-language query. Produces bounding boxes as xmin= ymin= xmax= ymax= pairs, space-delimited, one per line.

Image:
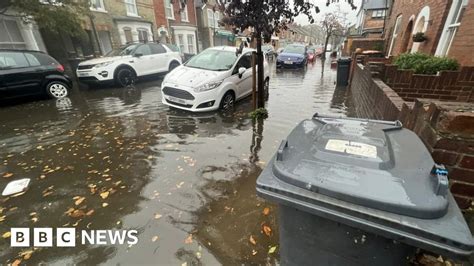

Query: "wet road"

xmin=0 ymin=59 xmax=352 ymax=265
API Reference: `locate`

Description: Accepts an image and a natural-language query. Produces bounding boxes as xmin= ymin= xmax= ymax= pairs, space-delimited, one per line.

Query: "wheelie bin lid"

xmin=256 ymin=115 xmax=474 ymax=259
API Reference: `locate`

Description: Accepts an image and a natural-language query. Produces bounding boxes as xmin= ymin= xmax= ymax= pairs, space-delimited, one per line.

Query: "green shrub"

xmin=249 ymin=108 xmax=269 ymax=120
xmin=393 ymin=53 xmax=459 ymax=75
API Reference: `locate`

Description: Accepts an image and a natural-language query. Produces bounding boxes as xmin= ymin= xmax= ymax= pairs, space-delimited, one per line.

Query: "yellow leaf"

xmin=249 ymin=235 xmax=257 ymax=245
xmin=184 ymin=234 xmax=193 ymax=244
xmin=2 ymin=231 xmax=11 ymax=238
xmin=74 ymin=197 xmax=86 ymax=206
xmin=2 ymin=172 xmax=13 ymax=178
xmin=154 ymin=213 xmax=162 ymax=220
xmin=86 ymin=209 xmax=95 ymax=216
xmin=268 ymin=245 xmax=277 ymax=254
xmin=152 ymin=235 xmax=159 ymax=242
xmin=100 ymin=191 xmax=109 ymax=199
xmin=102 ymin=202 xmax=109 ymax=207
xmin=12 ymin=259 xmax=21 ymax=266
xmin=263 ymin=207 xmax=270 ymax=216
xmin=263 ymin=225 xmax=272 ymax=237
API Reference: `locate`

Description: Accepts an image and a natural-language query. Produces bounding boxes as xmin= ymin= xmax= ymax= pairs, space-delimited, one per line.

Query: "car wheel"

xmin=115 ymin=68 xmax=136 ymax=87
xmin=46 ymin=81 xmax=69 ymax=99
xmin=220 ymin=91 xmax=235 ymax=111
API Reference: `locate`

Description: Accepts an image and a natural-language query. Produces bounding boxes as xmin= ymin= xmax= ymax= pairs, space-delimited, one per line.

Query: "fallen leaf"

xmin=20 ymin=249 xmax=34 ymax=260
xmin=184 ymin=234 xmax=193 ymax=244
xmin=100 ymin=191 xmax=109 ymax=199
xmin=102 ymin=203 xmax=109 ymax=207
xmin=86 ymin=209 xmax=95 ymax=216
xmin=2 ymin=172 xmax=13 ymax=178
xmin=263 ymin=207 xmax=270 ymax=216
xmin=154 ymin=213 xmax=162 ymax=220
xmin=74 ymin=197 xmax=86 ymax=206
xmin=268 ymin=245 xmax=277 ymax=254
xmin=69 ymin=209 xmax=86 ymax=218
xmin=2 ymin=231 xmax=11 ymax=238
xmin=249 ymin=235 xmax=257 ymax=245
xmin=252 ymin=249 xmax=258 ymax=256
xmin=152 ymin=235 xmax=159 ymax=242
xmin=12 ymin=259 xmax=21 ymax=266
xmin=263 ymin=225 xmax=272 ymax=237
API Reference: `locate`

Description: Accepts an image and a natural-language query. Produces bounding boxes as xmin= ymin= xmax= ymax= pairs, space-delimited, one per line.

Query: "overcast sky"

xmin=294 ymin=0 xmax=362 ymax=26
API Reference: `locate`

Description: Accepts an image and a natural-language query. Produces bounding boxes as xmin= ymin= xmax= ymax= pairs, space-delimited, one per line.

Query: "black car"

xmin=0 ymin=50 xmax=72 ymax=101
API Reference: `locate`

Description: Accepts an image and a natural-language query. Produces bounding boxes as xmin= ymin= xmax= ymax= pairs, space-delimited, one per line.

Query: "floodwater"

xmin=0 ymin=59 xmax=352 ymax=265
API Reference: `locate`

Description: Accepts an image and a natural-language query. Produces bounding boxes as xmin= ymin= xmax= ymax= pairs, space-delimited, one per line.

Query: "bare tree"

xmin=320 ymin=12 xmax=344 ymax=59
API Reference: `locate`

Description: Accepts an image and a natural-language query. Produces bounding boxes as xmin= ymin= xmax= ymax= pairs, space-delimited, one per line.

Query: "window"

xmin=234 ymin=53 xmax=252 ymax=73
xmin=150 ymin=44 xmax=167 ymax=54
xmin=187 ymin=34 xmax=194 ymax=54
xmin=90 ymin=0 xmax=105 ymax=11
xmin=207 ymin=9 xmax=214 ymax=28
xmin=32 ymin=52 xmax=59 ymax=65
xmin=123 ymin=27 xmax=133 ymax=44
xmin=138 ymin=29 xmax=149 ymax=42
xmin=177 ymin=34 xmax=185 ymax=53
xmin=0 ymin=18 xmax=26 ymax=49
xmin=134 ymin=44 xmax=151 ymax=56
xmin=214 ymin=12 xmax=220 ymax=28
xmin=388 ymin=15 xmax=402 ymax=56
xmin=124 ymin=0 xmax=138 ymax=16
xmin=0 ymin=52 xmax=30 ymax=69
xmin=165 ymin=0 xmax=174 ymax=19
xmin=372 ymin=9 xmax=386 ymax=18
xmin=180 ymin=5 xmax=188 ymax=22
xmin=436 ymin=0 xmax=467 ymax=56
xmin=24 ymin=53 xmax=41 ymax=67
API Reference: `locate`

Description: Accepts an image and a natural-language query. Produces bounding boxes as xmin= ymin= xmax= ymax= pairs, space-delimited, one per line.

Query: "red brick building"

xmin=355 ymin=0 xmax=391 ymax=37
xmin=153 ymin=0 xmax=198 ymax=55
xmin=385 ymin=0 xmax=473 ymax=66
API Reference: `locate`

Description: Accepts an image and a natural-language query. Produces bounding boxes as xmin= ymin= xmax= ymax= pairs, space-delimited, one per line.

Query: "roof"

xmin=207 ymin=46 xmax=256 ymax=53
xmin=361 ymin=0 xmax=391 ymax=10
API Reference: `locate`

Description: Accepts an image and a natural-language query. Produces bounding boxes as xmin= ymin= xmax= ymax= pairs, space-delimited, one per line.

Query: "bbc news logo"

xmin=10 ymin=228 xmax=138 ymax=247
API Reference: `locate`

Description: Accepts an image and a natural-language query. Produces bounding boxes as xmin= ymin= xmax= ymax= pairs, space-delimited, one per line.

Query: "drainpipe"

xmin=88 ymin=14 xmax=102 ymax=56
xmin=382 ymin=0 xmax=388 ymax=37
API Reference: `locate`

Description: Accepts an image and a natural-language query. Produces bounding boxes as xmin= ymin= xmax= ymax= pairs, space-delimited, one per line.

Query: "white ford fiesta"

xmin=161 ymin=46 xmax=270 ymax=112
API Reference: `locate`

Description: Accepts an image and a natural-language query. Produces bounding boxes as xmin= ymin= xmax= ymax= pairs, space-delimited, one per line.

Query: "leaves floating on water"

xmin=2 ymin=231 xmax=11 ymax=238
xmin=184 ymin=234 xmax=193 ymax=244
xmin=262 ymin=207 xmax=270 ymax=216
xmin=154 ymin=213 xmax=162 ymax=220
xmin=74 ymin=196 xmax=86 ymax=206
xmin=2 ymin=173 xmax=13 ymax=178
xmin=152 ymin=235 xmax=159 ymax=242
xmin=268 ymin=245 xmax=277 ymax=254
xmin=100 ymin=191 xmax=109 ymax=199
xmin=262 ymin=225 xmax=272 ymax=237
xmin=249 ymin=235 xmax=257 ymax=245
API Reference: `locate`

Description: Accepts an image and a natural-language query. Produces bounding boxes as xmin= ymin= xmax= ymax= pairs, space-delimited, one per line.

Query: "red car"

xmin=307 ymin=50 xmax=316 ymax=63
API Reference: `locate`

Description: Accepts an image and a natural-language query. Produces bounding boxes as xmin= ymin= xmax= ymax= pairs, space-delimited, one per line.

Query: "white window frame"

xmin=187 ymin=34 xmax=194 ymax=54
xmin=177 ymin=34 xmax=185 ymax=53
xmin=207 ymin=9 xmax=214 ymax=28
xmin=388 ymin=15 xmax=403 ymax=57
xmin=435 ymin=0 xmax=467 ymax=56
xmin=124 ymin=0 xmax=138 ymax=17
xmin=90 ymin=0 xmax=106 ymax=12
xmin=214 ymin=12 xmax=220 ymax=28
xmin=180 ymin=4 xmax=189 ymax=22
xmin=165 ymin=0 xmax=174 ymax=20
xmin=0 ymin=18 xmax=27 ymax=50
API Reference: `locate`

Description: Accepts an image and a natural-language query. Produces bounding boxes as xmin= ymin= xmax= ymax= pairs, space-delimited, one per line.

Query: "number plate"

xmin=284 ymin=61 xmax=293 ymax=64
xmin=168 ymin=96 xmax=186 ymax=104
xmin=78 ymin=72 xmax=90 ymax=77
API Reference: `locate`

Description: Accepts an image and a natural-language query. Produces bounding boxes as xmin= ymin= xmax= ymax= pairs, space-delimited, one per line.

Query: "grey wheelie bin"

xmin=336 ymin=58 xmax=351 ymax=86
xmin=256 ymin=114 xmax=474 ymax=266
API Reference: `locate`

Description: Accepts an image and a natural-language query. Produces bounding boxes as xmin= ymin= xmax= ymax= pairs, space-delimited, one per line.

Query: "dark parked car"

xmin=276 ymin=44 xmax=308 ymax=68
xmin=0 ymin=50 xmax=72 ymax=101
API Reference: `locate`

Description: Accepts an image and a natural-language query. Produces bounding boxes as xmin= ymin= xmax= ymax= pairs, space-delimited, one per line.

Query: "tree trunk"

xmin=256 ymin=34 xmax=265 ymax=108
xmin=322 ymin=32 xmax=331 ymax=60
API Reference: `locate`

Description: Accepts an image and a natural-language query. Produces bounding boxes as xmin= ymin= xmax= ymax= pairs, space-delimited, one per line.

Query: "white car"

xmin=76 ymin=43 xmax=182 ymax=87
xmin=161 ymin=46 xmax=270 ymax=112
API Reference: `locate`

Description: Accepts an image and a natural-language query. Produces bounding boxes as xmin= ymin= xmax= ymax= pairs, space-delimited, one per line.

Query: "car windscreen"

xmin=184 ymin=49 xmax=237 ymax=71
xmin=283 ymin=46 xmax=305 ymax=54
xmin=106 ymin=44 xmax=139 ymax=56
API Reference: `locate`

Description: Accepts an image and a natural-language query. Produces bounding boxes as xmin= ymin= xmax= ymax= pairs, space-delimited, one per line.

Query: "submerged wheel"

xmin=46 ymin=81 xmax=69 ymax=99
xmin=220 ymin=91 xmax=235 ymax=111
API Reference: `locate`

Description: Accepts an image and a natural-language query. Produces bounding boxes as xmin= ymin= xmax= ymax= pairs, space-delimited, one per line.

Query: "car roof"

xmin=0 ymin=49 xmax=47 ymax=54
xmin=207 ymin=46 xmax=256 ymax=53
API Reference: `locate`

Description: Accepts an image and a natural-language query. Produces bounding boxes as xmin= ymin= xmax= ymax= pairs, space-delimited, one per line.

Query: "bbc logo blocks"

xmin=10 ymin=228 xmax=76 ymax=247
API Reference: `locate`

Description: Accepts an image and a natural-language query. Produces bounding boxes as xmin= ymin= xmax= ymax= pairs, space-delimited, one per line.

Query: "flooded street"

xmin=0 ymin=59 xmax=352 ymax=265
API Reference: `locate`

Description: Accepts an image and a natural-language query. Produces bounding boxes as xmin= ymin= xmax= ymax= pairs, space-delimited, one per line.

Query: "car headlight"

xmin=194 ymin=80 xmax=223 ymax=93
xmin=94 ymin=61 xmax=113 ymax=68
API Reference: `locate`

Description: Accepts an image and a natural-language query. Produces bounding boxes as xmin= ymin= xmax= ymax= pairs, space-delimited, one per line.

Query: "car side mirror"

xmin=134 ymin=53 xmax=143 ymax=58
xmin=238 ymin=67 xmax=246 ymax=78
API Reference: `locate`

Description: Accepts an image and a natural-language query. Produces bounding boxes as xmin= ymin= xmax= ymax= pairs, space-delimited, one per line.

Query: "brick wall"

xmin=349 ymin=63 xmax=474 ymax=208
xmin=381 ymin=65 xmax=474 ymax=102
xmin=343 ymin=37 xmax=385 ymax=56
xmin=362 ymin=10 xmax=385 ymax=32
xmin=385 ymin=0 xmax=451 ymax=56
xmin=153 ymin=0 xmax=168 ymax=28
xmin=448 ymin=1 xmax=474 ymax=66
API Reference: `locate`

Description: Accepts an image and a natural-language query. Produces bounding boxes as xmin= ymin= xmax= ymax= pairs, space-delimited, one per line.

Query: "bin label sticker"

xmin=325 ymin=139 xmax=377 ymax=159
